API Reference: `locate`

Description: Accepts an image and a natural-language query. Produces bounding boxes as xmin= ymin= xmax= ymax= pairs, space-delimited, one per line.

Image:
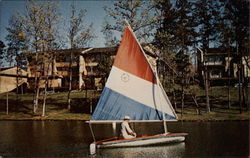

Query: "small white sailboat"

xmin=88 ymin=23 xmax=187 ymax=155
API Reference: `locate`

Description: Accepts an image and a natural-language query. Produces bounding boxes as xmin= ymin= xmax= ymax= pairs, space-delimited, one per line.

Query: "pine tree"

xmin=102 ymin=0 xmax=157 ymax=45
xmin=6 ymin=14 xmax=29 ymax=112
xmin=154 ymin=0 xmax=178 ymax=109
xmin=0 ymin=41 xmax=6 ymax=68
xmin=174 ymin=0 xmax=196 ymax=114
xmin=223 ymin=0 xmax=249 ymax=112
xmin=193 ymin=0 xmax=221 ymax=49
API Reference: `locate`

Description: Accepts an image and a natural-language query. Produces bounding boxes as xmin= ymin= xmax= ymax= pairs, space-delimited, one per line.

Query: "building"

xmin=27 ymin=45 xmax=157 ymax=91
xmin=0 ymin=67 xmax=28 ymax=93
xmin=197 ymin=48 xmax=250 ymax=86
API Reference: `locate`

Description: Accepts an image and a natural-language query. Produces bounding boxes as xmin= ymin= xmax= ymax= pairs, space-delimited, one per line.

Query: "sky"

xmin=0 ymin=0 xmax=116 ymax=48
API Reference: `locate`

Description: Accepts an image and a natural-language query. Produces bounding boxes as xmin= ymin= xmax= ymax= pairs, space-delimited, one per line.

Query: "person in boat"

xmin=121 ymin=115 xmax=137 ymax=139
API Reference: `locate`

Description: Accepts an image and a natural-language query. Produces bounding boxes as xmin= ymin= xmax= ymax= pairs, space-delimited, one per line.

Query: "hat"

xmin=124 ymin=115 xmax=130 ymax=120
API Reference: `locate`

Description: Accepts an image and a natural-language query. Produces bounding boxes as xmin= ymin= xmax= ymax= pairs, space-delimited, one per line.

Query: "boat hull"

xmin=95 ymin=133 xmax=187 ymax=148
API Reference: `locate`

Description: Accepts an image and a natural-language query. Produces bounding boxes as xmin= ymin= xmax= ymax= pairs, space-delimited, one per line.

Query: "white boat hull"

xmin=95 ymin=133 xmax=187 ymax=148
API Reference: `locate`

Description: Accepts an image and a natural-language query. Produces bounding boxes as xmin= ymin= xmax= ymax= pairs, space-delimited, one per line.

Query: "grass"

xmin=0 ymin=87 xmax=249 ymax=121
xmin=175 ymin=86 xmax=249 ymax=121
xmin=0 ymin=90 xmax=96 ymax=120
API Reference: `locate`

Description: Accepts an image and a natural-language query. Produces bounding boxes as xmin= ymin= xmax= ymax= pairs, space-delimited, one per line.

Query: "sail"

xmin=91 ymin=27 xmax=177 ymax=121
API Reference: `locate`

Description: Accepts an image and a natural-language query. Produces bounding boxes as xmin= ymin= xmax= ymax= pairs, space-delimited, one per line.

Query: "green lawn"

xmin=0 ymin=90 xmax=96 ymax=120
xmin=175 ymin=86 xmax=249 ymax=121
xmin=0 ymin=87 xmax=249 ymax=121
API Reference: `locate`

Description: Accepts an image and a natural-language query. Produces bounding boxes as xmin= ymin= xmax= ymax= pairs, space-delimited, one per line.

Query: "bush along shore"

xmin=0 ymin=87 xmax=249 ymax=121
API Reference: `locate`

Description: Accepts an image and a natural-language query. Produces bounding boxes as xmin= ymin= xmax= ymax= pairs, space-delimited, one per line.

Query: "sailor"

xmin=121 ymin=115 xmax=137 ymax=139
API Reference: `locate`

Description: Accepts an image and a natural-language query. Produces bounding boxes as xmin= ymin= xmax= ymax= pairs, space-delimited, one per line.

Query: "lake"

xmin=0 ymin=121 xmax=249 ymax=158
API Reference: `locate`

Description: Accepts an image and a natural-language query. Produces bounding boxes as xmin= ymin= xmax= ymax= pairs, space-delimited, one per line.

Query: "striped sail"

xmin=91 ymin=27 xmax=177 ymax=121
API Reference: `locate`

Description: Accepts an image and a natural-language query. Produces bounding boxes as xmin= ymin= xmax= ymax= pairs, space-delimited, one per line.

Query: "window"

xmin=210 ymin=69 xmax=222 ymax=78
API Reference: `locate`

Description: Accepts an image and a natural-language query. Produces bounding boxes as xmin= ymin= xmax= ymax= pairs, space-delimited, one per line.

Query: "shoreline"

xmin=0 ymin=117 xmax=248 ymax=122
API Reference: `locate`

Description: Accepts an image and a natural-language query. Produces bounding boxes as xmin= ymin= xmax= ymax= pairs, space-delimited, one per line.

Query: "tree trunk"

xmin=240 ymin=64 xmax=246 ymax=108
xmin=67 ymin=52 xmax=73 ymax=110
xmin=237 ymin=44 xmax=243 ymax=113
xmin=173 ymin=91 xmax=177 ymax=110
xmin=192 ymin=94 xmax=201 ymax=115
xmin=204 ymin=50 xmax=210 ymax=113
xmin=34 ymin=85 xmax=40 ymax=113
xmin=16 ymin=63 xmax=19 ymax=112
xmin=33 ymin=52 xmax=39 ymax=114
xmin=181 ymin=85 xmax=184 ymax=117
xmin=42 ymin=76 xmax=48 ymax=117
xmin=181 ymin=75 xmax=184 ymax=117
xmin=238 ymin=61 xmax=242 ymax=114
xmin=6 ymin=92 xmax=9 ymax=115
xmin=227 ymin=50 xmax=231 ymax=109
xmin=42 ymin=59 xmax=52 ymax=117
xmin=172 ymin=71 xmax=177 ymax=110
xmin=205 ymin=69 xmax=210 ymax=112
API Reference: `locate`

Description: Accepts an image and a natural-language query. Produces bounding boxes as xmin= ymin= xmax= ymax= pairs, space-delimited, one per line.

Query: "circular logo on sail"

xmin=121 ymin=73 xmax=129 ymax=82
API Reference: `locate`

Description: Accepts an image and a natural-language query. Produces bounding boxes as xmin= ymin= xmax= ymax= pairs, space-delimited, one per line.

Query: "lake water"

xmin=0 ymin=121 xmax=249 ymax=158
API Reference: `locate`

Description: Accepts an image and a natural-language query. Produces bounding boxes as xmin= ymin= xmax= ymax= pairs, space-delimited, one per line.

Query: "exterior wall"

xmin=27 ymin=46 xmax=157 ymax=91
xmin=242 ymin=56 xmax=250 ymax=78
xmin=197 ymin=48 xmax=250 ymax=86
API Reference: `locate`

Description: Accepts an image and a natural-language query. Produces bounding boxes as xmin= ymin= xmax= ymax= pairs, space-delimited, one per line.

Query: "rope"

xmin=89 ymin=122 xmax=96 ymax=142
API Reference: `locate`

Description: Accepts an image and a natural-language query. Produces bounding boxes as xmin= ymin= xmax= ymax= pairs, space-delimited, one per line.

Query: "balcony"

xmin=205 ymin=61 xmax=223 ymax=66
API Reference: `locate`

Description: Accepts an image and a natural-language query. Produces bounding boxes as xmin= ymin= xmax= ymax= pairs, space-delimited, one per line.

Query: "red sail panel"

xmin=113 ymin=27 xmax=156 ymax=84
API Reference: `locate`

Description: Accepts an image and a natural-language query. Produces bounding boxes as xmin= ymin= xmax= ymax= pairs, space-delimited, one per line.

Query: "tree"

xmin=40 ymin=2 xmax=61 ymax=117
xmin=67 ymin=4 xmax=94 ymax=49
xmin=193 ymin=0 xmax=221 ymax=49
xmin=96 ymin=53 xmax=113 ymax=88
xmin=20 ymin=1 xmax=62 ymax=116
xmin=66 ymin=4 xmax=94 ymax=110
xmin=22 ymin=1 xmax=45 ymax=114
xmin=174 ymin=50 xmax=192 ymax=116
xmin=153 ymin=0 xmax=196 ymax=113
xmin=0 ymin=41 xmax=6 ymax=68
xmin=102 ymin=19 xmax=119 ymax=47
xmin=174 ymin=0 xmax=196 ymax=50
xmin=154 ymin=0 xmax=178 ymax=51
xmin=154 ymin=0 xmax=178 ymax=68
xmin=6 ymin=14 xmax=29 ymax=73
xmin=102 ymin=0 xmax=157 ymax=45
xmin=174 ymin=0 xmax=196 ymax=114
xmin=154 ymin=0 xmax=178 ymax=109
xmin=5 ymin=14 xmax=29 ymax=111
xmin=218 ymin=0 xmax=250 ymax=112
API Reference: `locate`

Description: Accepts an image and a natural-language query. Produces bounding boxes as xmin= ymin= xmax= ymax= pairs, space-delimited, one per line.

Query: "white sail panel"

xmin=106 ymin=66 xmax=176 ymax=117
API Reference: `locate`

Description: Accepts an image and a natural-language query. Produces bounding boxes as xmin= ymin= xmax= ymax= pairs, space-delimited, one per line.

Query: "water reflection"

xmin=0 ymin=121 xmax=249 ymax=157
xmin=97 ymin=143 xmax=185 ymax=158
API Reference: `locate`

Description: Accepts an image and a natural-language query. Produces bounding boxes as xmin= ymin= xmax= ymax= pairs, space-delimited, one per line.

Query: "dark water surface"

xmin=0 ymin=121 xmax=249 ymax=158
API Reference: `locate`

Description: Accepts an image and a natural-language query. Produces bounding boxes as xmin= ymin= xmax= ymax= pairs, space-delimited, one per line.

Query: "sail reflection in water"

xmin=98 ymin=143 xmax=185 ymax=158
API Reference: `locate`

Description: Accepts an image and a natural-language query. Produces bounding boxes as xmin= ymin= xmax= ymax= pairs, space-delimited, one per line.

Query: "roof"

xmin=33 ymin=45 xmax=158 ymax=58
xmin=199 ymin=47 xmax=249 ymax=56
xmin=0 ymin=67 xmax=28 ymax=93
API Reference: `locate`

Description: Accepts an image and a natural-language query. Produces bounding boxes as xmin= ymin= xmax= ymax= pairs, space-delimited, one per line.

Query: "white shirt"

xmin=121 ymin=121 xmax=135 ymax=139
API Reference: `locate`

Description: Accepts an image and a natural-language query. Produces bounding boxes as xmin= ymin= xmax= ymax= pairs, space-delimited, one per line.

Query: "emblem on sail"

xmin=121 ymin=73 xmax=129 ymax=82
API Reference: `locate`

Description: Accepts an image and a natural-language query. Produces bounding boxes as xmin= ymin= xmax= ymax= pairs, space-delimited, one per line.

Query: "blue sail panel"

xmin=91 ymin=87 xmax=176 ymax=120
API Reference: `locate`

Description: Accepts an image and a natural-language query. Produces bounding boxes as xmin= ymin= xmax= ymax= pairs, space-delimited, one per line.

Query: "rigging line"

xmin=89 ymin=122 xmax=96 ymax=142
xmin=155 ymin=65 xmax=168 ymax=133
xmin=156 ymin=58 xmax=178 ymax=119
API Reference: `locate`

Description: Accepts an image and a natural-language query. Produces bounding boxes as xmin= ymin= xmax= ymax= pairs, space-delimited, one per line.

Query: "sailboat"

xmin=88 ymin=23 xmax=187 ymax=154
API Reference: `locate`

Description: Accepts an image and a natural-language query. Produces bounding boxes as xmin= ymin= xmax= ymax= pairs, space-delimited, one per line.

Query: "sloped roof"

xmin=0 ymin=67 xmax=28 ymax=93
xmin=33 ymin=45 xmax=158 ymax=58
